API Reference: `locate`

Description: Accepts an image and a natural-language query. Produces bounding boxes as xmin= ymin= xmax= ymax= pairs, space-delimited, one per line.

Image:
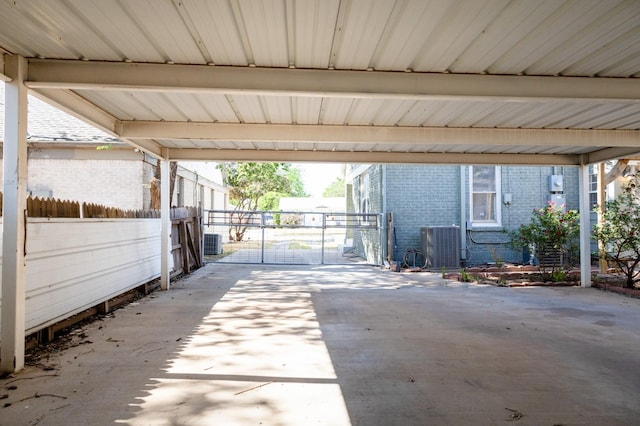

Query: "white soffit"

xmin=0 ymin=0 xmax=639 ymax=164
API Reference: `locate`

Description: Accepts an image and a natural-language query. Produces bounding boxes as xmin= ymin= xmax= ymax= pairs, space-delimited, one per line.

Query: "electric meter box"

xmin=549 ymin=174 xmax=564 ymax=192
xmin=549 ymin=194 xmax=567 ymax=211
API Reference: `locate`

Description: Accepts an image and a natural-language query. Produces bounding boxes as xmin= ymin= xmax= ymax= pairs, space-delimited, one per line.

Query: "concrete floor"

xmin=2 ymin=264 xmax=640 ymax=425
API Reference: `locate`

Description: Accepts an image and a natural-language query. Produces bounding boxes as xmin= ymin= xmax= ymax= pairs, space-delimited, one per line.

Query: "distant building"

xmin=278 ymin=197 xmax=346 ymax=227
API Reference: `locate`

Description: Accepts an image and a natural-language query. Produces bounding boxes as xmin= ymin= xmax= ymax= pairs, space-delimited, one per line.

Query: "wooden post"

xmin=597 ymin=163 xmax=608 ymax=273
xmin=179 ymin=219 xmax=190 ymax=274
xmin=193 ymin=208 xmax=203 ymax=267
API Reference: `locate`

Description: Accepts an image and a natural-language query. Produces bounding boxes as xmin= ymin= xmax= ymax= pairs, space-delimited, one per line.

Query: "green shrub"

xmin=593 ymin=171 xmax=640 ymax=288
xmin=510 ymin=203 xmax=579 ymax=281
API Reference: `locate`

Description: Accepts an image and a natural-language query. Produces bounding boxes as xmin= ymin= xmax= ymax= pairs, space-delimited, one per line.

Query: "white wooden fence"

xmin=0 ymin=218 xmax=161 ymax=334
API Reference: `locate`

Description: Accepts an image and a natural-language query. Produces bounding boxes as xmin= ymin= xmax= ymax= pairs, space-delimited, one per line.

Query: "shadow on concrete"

xmin=313 ymin=273 xmax=640 ymax=425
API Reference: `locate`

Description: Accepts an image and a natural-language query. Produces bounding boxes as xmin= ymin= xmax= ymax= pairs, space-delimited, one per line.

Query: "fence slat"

xmin=0 ymin=193 xmax=163 ymax=219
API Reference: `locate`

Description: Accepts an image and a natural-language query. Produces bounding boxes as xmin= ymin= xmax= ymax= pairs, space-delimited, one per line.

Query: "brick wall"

xmin=463 ymin=166 xmax=581 ymax=266
xmin=0 ymin=158 xmax=147 ymax=210
xmin=385 ymin=165 xmax=461 ymax=263
xmin=1 ymin=156 xmax=228 ymax=212
xmin=352 ymin=164 xmax=582 ymax=268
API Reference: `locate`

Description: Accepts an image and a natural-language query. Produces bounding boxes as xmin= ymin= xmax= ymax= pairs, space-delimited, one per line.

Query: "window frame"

xmin=469 ymin=166 xmax=502 ymax=227
xmin=588 ymin=164 xmax=598 ymax=211
xmin=358 ymin=170 xmax=370 ymax=214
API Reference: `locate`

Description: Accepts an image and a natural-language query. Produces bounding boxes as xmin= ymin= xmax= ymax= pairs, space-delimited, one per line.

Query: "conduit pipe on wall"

xmin=460 ymin=166 xmax=467 ymax=262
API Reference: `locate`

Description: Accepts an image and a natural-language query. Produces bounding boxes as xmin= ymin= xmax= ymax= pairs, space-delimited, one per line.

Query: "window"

xmin=177 ymin=177 xmax=184 ymax=207
xmin=359 ymin=171 xmax=370 ymax=214
xmin=355 ymin=171 xmax=371 ymax=226
xmin=470 ymin=166 xmax=501 ymax=226
xmin=588 ymin=164 xmax=598 ymax=211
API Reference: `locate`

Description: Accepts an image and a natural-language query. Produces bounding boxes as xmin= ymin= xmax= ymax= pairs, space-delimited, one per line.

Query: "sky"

xmin=298 ymin=163 xmax=344 ymax=198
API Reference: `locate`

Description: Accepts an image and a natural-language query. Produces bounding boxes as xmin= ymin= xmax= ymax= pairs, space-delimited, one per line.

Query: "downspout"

xmin=460 ymin=166 xmax=467 ymax=264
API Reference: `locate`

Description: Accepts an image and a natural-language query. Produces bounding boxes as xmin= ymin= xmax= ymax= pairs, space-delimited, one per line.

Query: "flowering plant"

xmin=510 ymin=202 xmax=580 ymax=281
xmin=593 ymin=170 xmax=640 ymax=288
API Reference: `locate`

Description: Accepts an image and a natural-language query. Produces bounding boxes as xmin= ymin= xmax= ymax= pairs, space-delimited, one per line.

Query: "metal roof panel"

xmin=180 ymin=1 xmax=250 ymax=65
xmin=1 ymin=0 xmax=639 ymax=164
xmin=290 ymin=0 xmax=340 ymax=68
xmin=330 ymin=0 xmax=396 ymax=70
xmin=236 ymin=0 xmax=289 ymax=67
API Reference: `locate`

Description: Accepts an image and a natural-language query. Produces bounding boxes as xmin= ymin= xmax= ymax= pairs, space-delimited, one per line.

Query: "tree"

xmin=510 ymin=203 xmax=580 ymax=281
xmin=149 ymin=160 xmax=178 ymax=210
xmin=257 ymin=191 xmax=282 ymax=211
xmin=322 ymin=177 xmax=345 ymax=197
xmin=256 ymin=167 xmax=308 ymax=211
xmin=287 ymin=167 xmax=308 ymax=198
xmin=593 ymin=170 xmax=640 ymax=288
xmin=217 ymin=162 xmax=297 ymax=241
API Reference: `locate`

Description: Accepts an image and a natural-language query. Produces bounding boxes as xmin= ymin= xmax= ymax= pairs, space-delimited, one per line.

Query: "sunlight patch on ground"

xmin=125 ymin=271 xmax=351 ymax=425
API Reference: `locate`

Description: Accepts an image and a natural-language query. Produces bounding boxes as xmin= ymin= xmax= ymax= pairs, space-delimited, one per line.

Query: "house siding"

xmin=0 ymin=218 xmax=161 ymax=334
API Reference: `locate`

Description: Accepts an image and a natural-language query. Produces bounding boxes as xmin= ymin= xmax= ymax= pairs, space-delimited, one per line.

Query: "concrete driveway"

xmin=2 ymin=264 xmax=640 ymax=425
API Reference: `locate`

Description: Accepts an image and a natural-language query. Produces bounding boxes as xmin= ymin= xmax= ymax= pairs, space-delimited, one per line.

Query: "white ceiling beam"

xmin=119 ymin=138 xmax=164 ymax=159
xmin=167 ymin=148 xmax=579 ymax=166
xmin=25 ymin=59 xmax=640 ymax=103
xmin=0 ymin=53 xmax=10 ymax=82
xmin=587 ymin=146 xmax=640 ymax=164
xmin=119 ymin=121 xmax=640 ymax=148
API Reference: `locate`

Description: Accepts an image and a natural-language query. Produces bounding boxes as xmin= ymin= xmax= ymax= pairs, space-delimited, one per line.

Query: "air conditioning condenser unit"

xmin=204 ymin=233 xmax=223 ymax=255
xmin=420 ymin=226 xmax=460 ymax=269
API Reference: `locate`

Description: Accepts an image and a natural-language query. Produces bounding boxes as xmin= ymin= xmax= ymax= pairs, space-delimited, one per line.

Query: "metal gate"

xmin=203 ymin=209 xmax=382 ymax=265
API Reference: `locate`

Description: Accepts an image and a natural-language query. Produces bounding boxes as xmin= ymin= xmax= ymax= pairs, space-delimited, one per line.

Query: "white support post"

xmin=1 ymin=55 xmax=29 ymax=373
xmin=160 ymin=157 xmax=171 ymax=290
xmin=578 ymin=163 xmax=592 ymax=288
